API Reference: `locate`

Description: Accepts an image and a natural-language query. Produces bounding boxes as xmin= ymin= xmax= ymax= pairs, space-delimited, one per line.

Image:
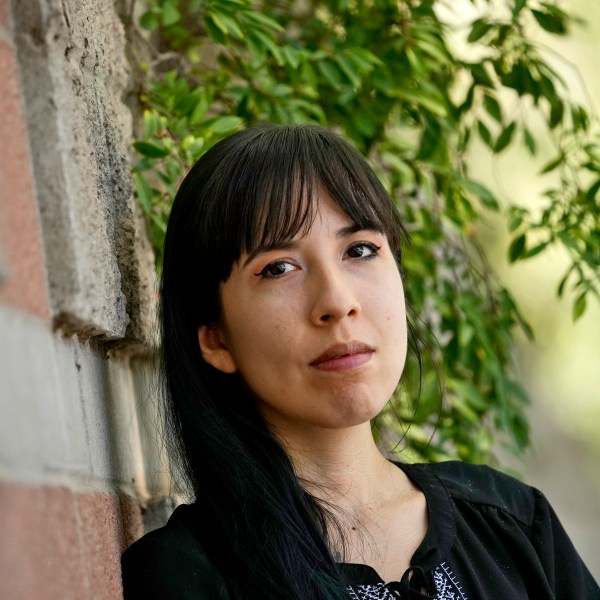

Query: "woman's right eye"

xmin=255 ymin=260 xmax=297 ymax=279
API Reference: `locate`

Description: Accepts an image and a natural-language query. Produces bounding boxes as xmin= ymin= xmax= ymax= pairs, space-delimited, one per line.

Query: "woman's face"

xmin=198 ymin=193 xmax=407 ymax=436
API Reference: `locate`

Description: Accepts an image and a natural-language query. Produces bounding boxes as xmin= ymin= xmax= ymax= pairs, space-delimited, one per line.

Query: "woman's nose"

xmin=309 ymin=267 xmax=361 ymax=325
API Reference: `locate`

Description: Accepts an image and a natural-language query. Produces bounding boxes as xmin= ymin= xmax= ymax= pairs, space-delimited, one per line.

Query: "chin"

xmin=325 ymin=395 xmax=388 ymax=429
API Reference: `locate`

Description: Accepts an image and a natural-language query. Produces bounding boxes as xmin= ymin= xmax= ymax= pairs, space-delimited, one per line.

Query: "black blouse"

xmin=122 ymin=461 xmax=600 ymax=599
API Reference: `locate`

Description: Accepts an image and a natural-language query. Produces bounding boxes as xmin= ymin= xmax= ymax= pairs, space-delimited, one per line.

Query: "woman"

xmin=121 ymin=124 xmax=599 ymax=599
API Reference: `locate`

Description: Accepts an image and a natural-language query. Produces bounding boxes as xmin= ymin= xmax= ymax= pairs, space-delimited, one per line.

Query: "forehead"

xmin=309 ymin=195 xmax=385 ymax=241
xmin=310 ymin=193 xmax=356 ymax=231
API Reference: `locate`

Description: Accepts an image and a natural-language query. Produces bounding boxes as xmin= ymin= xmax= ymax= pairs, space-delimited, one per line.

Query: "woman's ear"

xmin=198 ymin=325 xmax=238 ymax=374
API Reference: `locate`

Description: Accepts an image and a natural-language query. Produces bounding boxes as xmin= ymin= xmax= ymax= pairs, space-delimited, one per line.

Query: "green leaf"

xmin=451 ymin=397 xmax=480 ymax=425
xmin=538 ymin=74 xmax=558 ymax=104
xmin=523 ymin=128 xmax=537 ymax=155
xmin=210 ymin=8 xmax=244 ymax=39
xmin=462 ymin=179 xmax=499 ymax=210
xmin=317 ymin=60 xmax=345 ymax=90
xmin=164 ymin=157 xmax=182 ymax=182
xmin=350 ymin=48 xmax=384 ymax=68
xmin=204 ymin=16 xmax=228 ymax=44
xmin=205 ymin=116 xmax=243 ymax=135
xmin=143 ymin=109 xmax=163 ymax=138
xmin=207 ymin=11 xmax=229 ymax=35
xmin=573 ymin=292 xmax=587 ymax=321
xmin=133 ymin=140 xmax=170 ymax=158
xmin=571 ymin=105 xmax=589 ymax=130
xmin=395 ymin=88 xmax=447 ymax=117
xmin=289 ymin=99 xmax=326 ymax=123
xmin=483 ymin=95 xmax=502 ymax=123
xmin=335 ymin=54 xmax=361 ymax=88
xmin=134 ymin=173 xmax=154 ymax=212
xmin=468 ymin=19 xmax=492 ymax=43
xmin=523 ymin=241 xmax=549 ymax=259
xmin=282 ymin=45 xmax=300 ymax=69
xmin=584 ymin=143 xmax=600 ymax=162
xmin=458 ymin=323 xmax=475 ymax=347
xmin=448 ymin=379 xmax=487 ymax=410
xmin=509 ymin=234 xmax=526 ymax=262
xmin=509 ymin=212 xmax=523 ymax=232
xmin=405 ymin=47 xmax=426 ymax=78
xmin=186 ymin=138 xmax=205 ymax=162
xmin=140 ymin=11 xmax=160 ymax=31
xmin=540 ymin=2 xmax=570 ymax=19
xmin=477 ymin=120 xmax=493 ymax=148
xmin=549 ymin=101 xmax=564 ymax=129
xmin=242 ymin=10 xmax=285 ymax=32
xmin=415 ymin=39 xmax=451 ymax=66
xmin=470 ymin=63 xmax=494 ymax=88
xmin=586 ymin=179 xmax=600 ymax=201
xmin=250 ymin=30 xmax=284 ymax=65
xmin=558 ymin=231 xmax=583 ymax=253
xmin=557 ymin=269 xmax=571 ymax=297
xmin=513 ymin=0 xmax=527 ymax=17
xmin=531 ymin=9 xmax=567 ymax=34
xmin=494 ymin=122 xmax=516 ymax=153
xmin=190 ymin=93 xmax=210 ymax=124
xmin=354 ymin=112 xmax=378 ymax=138
xmin=161 ymin=3 xmax=181 ymax=27
xmin=540 ymin=154 xmax=564 ymax=174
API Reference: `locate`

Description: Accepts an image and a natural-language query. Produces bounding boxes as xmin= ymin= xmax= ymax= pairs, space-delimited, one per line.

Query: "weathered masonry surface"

xmin=0 ymin=0 xmax=163 ymax=597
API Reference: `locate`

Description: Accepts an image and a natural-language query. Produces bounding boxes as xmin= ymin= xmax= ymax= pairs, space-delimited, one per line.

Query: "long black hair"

xmin=160 ymin=124 xmax=409 ymax=599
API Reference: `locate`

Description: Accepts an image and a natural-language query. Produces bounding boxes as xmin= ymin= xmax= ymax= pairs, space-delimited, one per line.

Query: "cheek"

xmin=377 ymin=278 xmax=408 ymax=371
xmin=221 ymin=293 xmax=298 ymax=373
xmin=372 ymin=270 xmax=406 ymax=324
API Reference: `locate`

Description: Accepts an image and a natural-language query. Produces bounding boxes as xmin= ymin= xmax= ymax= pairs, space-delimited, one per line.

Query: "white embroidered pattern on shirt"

xmin=432 ymin=562 xmax=468 ymax=600
xmin=346 ymin=562 xmax=467 ymax=600
xmin=346 ymin=582 xmax=398 ymax=600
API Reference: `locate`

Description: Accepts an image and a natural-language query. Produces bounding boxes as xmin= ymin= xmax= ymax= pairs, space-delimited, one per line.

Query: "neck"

xmin=274 ymin=422 xmax=407 ymax=507
xmin=272 ymin=421 xmax=427 ymax=570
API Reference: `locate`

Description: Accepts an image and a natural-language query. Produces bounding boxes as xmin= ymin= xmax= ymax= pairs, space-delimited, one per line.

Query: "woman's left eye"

xmin=345 ymin=242 xmax=381 ymax=260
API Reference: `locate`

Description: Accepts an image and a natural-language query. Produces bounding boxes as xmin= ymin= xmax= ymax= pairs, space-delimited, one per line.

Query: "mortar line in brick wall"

xmin=0 ymin=467 xmax=144 ymax=498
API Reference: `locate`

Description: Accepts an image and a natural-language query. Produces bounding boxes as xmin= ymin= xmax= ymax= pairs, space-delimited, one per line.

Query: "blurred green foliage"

xmin=128 ymin=0 xmax=600 ymax=465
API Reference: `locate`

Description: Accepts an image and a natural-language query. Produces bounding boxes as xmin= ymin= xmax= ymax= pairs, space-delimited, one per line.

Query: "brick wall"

xmin=0 ymin=1 xmax=162 ymax=597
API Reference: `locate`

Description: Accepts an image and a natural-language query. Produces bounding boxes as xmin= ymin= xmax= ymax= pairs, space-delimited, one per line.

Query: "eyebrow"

xmin=241 ymin=223 xmax=383 ymax=267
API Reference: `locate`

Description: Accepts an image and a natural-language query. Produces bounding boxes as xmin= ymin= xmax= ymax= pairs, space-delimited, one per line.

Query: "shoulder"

xmin=401 ymin=460 xmax=539 ymax=525
xmin=400 ymin=461 xmax=600 ymax=594
xmin=121 ymin=504 xmax=229 ymax=600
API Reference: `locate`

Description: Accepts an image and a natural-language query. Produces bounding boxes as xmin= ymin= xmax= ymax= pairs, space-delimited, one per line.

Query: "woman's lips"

xmin=310 ymin=342 xmax=374 ymax=372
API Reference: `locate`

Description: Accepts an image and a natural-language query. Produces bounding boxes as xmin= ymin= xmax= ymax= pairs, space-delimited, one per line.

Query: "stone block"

xmin=0 ymin=0 xmax=9 ymax=29
xmin=120 ymin=491 xmax=145 ymax=546
xmin=105 ymin=352 xmax=149 ymax=494
xmin=0 ymin=25 xmax=50 ymax=319
xmin=130 ymin=354 xmax=172 ymax=498
xmin=76 ymin=490 xmax=129 ymax=599
xmin=0 ymin=305 xmax=147 ymax=488
xmin=0 ymin=483 xmax=88 ymax=600
xmin=0 ymin=482 xmax=131 ymax=600
xmin=9 ymin=0 xmax=156 ymax=343
xmin=0 ymin=307 xmax=64 ymax=477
